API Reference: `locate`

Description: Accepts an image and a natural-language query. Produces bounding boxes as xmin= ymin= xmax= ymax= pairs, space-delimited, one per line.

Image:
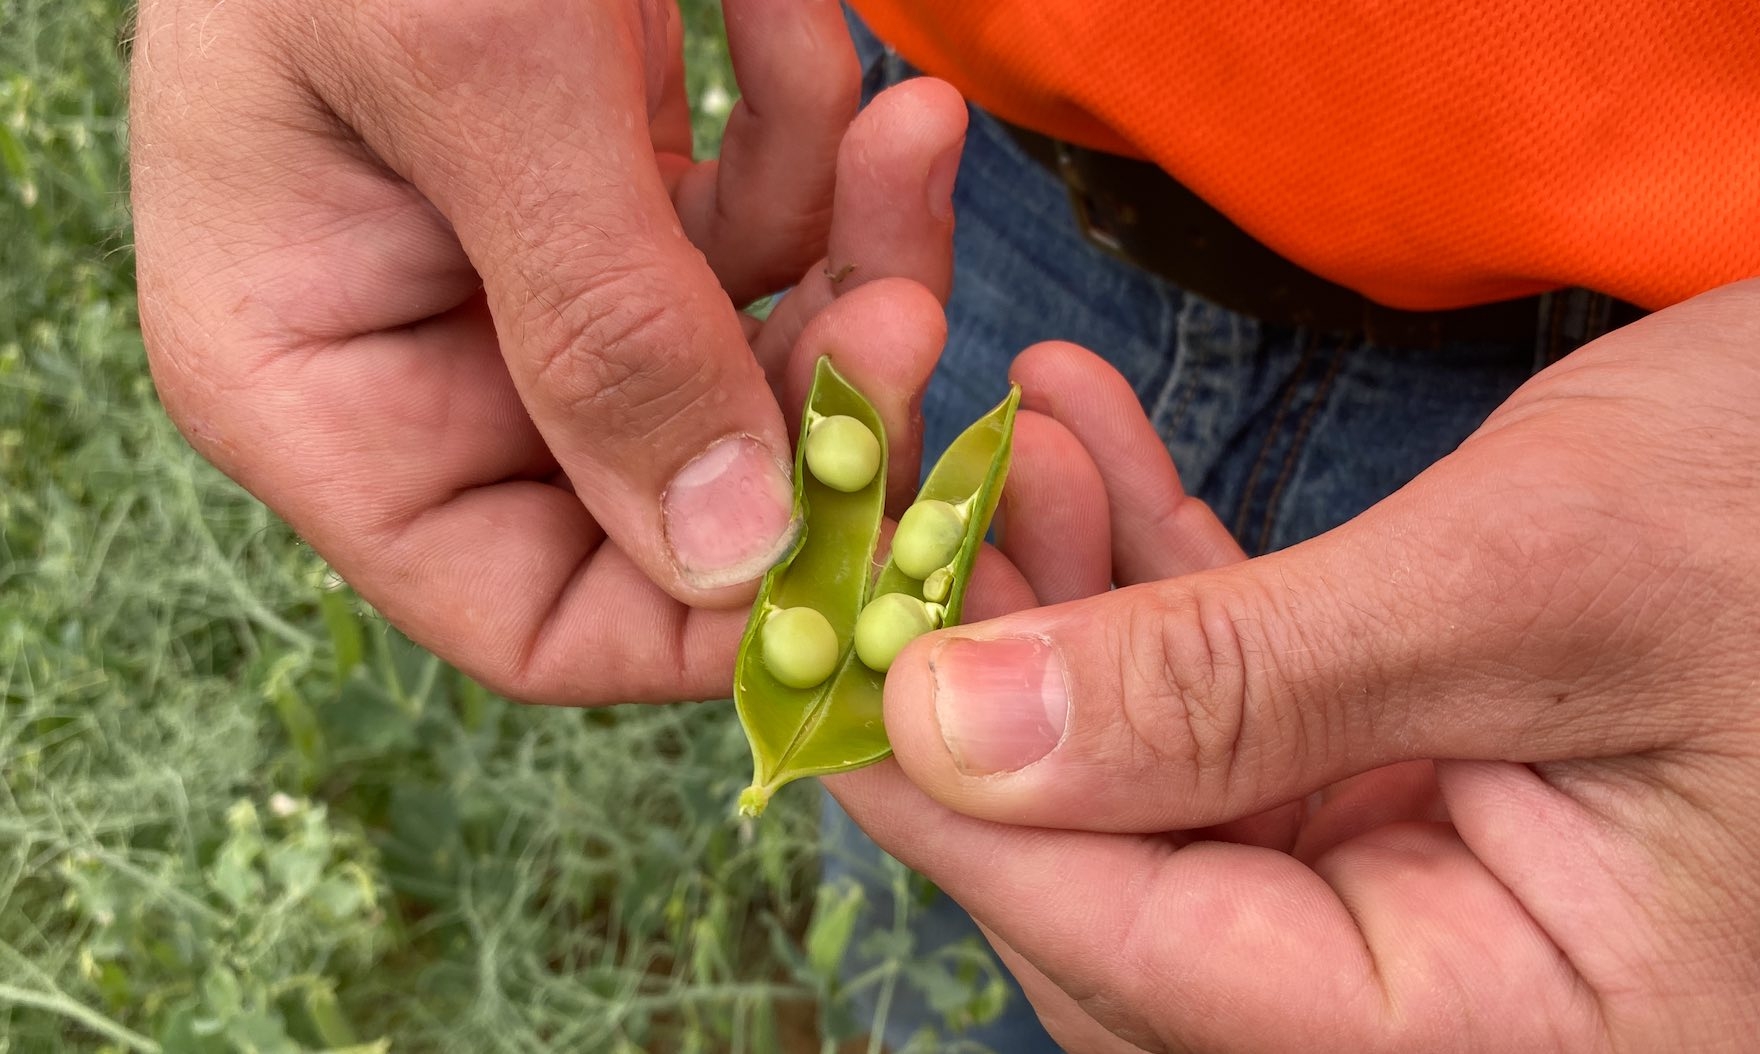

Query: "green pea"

xmin=922 ymin=566 xmax=953 ymax=604
xmin=891 ymin=499 xmax=966 ymax=579
xmin=854 ymin=592 xmax=942 ymax=673
xmin=762 ymin=606 xmax=839 ymax=688
xmin=804 ymin=414 xmax=881 ymax=493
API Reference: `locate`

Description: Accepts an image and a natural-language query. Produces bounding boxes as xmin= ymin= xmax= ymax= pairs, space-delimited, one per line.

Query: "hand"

xmin=130 ymin=0 xmax=967 ymax=703
xmin=834 ymin=285 xmax=1760 ymax=1051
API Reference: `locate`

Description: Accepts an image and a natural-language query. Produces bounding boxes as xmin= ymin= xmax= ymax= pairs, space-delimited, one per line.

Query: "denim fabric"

xmin=824 ymin=10 xmax=1626 ymax=1052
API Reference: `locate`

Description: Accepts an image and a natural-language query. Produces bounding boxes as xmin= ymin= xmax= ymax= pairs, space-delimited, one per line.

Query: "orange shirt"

xmin=850 ymin=1 xmax=1760 ymax=311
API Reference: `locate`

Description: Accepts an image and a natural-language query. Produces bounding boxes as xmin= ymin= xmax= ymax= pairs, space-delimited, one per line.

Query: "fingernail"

xmin=931 ymin=635 xmax=1068 ymax=775
xmin=663 ymin=435 xmax=796 ymax=589
xmin=926 ymin=138 xmax=964 ymax=222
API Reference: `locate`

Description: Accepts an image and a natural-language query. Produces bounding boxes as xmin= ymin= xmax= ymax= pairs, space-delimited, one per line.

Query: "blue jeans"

xmin=824 ymin=11 xmax=1630 ymax=1051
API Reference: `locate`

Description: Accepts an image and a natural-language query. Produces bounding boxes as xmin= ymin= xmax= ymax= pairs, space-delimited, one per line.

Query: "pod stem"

xmin=737 ymin=784 xmax=772 ymax=818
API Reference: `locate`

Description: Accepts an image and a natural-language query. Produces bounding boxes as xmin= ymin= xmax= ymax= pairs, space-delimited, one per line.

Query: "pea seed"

xmin=922 ymin=566 xmax=953 ymax=603
xmin=762 ymin=606 xmax=840 ymax=688
xmin=854 ymin=592 xmax=941 ymax=672
xmin=891 ymin=499 xmax=966 ymax=579
xmin=804 ymin=414 xmax=881 ymax=493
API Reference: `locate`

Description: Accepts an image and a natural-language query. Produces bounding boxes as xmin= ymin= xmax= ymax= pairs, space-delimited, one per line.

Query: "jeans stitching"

xmin=1230 ymin=328 xmax=1315 ymax=541
xmin=1150 ymin=294 xmax=1204 ymax=443
xmin=1255 ymin=337 xmax=1349 ymax=554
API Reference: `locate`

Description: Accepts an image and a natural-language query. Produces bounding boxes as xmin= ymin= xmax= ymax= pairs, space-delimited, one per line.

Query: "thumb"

xmin=289 ymin=1 xmax=796 ymax=605
xmin=882 ymin=424 xmax=1688 ymax=832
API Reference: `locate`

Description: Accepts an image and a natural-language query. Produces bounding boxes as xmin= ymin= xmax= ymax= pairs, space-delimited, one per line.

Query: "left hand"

xmin=833 ymin=283 xmax=1760 ymax=1052
xmin=133 ymin=0 xmax=964 ymax=707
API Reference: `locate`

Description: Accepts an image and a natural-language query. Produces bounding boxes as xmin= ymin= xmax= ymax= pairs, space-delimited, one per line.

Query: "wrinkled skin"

xmin=131 ymin=2 xmax=1760 ymax=1050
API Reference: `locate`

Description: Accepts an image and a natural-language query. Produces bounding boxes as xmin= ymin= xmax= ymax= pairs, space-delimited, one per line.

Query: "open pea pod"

xmin=734 ymin=358 xmax=887 ymax=816
xmin=734 ymin=359 xmax=1020 ymax=817
xmin=870 ymin=384 xmax=1021 ymax=626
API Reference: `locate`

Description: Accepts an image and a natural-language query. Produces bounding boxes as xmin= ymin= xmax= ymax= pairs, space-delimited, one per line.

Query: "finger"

xmin=753 ymin=77 xmax=968 ymax=376
xmin=972 ymin=922 xmax=1155 ymax=1054
xmin=1292 ymin=761 xmax=1446 ymax=861
xmin=829 ymin=763 xmax=1597 ymax=1053
xmin=648 ymin=0 xmax=693 ymax=161
xmin=996 ymin=411 xmax=1113 ymax=605
xmin=882 ymin=408 xmax=1694 ymax=831
xmin=284 ymin=1 xmax=796 ymax=603
xmin=781 ymin=277 xmax=944 ymax=510
xmin=674 ymin=0 xmax=860 ymax=306
xmin=1004 ymin=342 xmax=1314 ymax=848
xmin=1011 ymin=342 xmax=1244 ymax=582
xmin=144 ymin=290 xmax=749 ymax=705
xmin=824 ymin=766 xmax=1387 ymax=1053
xmin=960 ymin=545 xmax=1041 ymax=623
xmin=1194 ymin=800 xmax=1308 ymax=854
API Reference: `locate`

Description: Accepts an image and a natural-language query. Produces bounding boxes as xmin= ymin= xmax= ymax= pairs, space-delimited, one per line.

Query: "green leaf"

xmin=804 ymin=880 xmax=865 ymax=982
xmin=209 ymin=809 xmax=265 ymax=912
xmin=300 ymin=982 xmax=358 ymax=1048
xmin=200 ymin=964 xmax=243 ymax=1022
xmin=0 ymin=121 xmax=30 ymax=184
xmin=265 ymin=655 xmax=326 ymax=786
xmin=158 ymin=1001 xmax=231 ymax=1054
xmin=225 ymin=1008 xmax=300 ymax=1054
xmin=318 ymin=585 xmax=364 ymax=685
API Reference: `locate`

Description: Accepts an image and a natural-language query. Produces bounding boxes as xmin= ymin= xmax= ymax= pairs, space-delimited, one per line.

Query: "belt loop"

xmin=1053 ymin=142 xmax=1129 ymax=255
xmin=1534 ymin=291 xmax=1558 ymax=370
xmin=1541 ymin=289 xmax=1591 ymax=365
xmin=1584 ymin=292 xmax=1612 ymax=343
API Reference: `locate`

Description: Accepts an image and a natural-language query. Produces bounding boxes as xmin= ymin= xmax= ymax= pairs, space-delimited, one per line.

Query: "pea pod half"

xmin=734 ymin=357 xmax=1020 ymax=817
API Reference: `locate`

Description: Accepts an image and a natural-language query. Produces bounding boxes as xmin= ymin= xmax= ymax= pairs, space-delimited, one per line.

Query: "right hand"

xmin=130 ymin=0 xmax=968 ymax=703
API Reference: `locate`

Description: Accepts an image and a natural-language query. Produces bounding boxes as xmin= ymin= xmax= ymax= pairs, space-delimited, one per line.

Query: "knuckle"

xmin=371 ymin=0 xmax=567 ymax=75
xmin=481 ymin=646 xmax=572 ymax=706
xmin=1120 ymin=584 xmax=1308 ymax=804
xmin=1455 ymin=434 xmax=1665 ymax=652
xmin=1120 ymin=587 xmax=1250 ymax=783
xmin=524 ymin=264 xmax=711 ymax=434
xmin=475 ymin=620 xmax=600 ymax=707
xmin=792 ymin=48 xmax=862 ymax=129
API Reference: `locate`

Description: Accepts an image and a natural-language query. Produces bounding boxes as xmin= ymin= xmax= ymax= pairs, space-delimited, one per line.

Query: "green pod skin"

xmin=733 ymin=358 xmax=888 ymax=817
xmin=870 ymin=383 xmax=1021 ymax=629
xmin=732 ymin=357 xmax=1021 ymax=817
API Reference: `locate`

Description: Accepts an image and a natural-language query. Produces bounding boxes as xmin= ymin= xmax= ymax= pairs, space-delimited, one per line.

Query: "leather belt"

xmin=1002 ymin=122 xmax=1646 ymax=349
